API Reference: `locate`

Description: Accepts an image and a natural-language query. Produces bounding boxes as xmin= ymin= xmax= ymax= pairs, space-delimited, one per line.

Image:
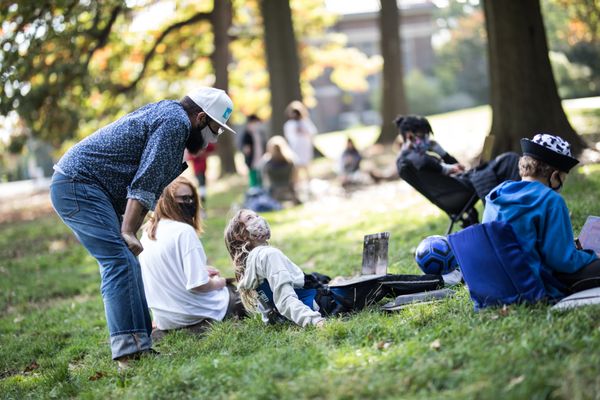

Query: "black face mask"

xmin=185 ymin=124 xmax=206 ymax=154
xmin=179 ymin=202 xmax=198 ymax=220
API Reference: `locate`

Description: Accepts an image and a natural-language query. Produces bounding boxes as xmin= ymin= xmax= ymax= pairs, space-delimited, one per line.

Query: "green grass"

xmin=2 ymin=161 xmax=600 ymax=399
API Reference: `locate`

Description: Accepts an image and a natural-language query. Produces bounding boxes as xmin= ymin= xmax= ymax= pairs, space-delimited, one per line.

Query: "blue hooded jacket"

xmin=483 ymin=180 xmax=597 ymax=296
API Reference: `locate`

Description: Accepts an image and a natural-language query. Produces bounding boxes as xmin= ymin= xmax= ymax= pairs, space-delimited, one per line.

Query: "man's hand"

xmin=122 ymin=232 xmax=144 ymax=256
xmin=207 ymin=266 xmax=220 ymax=277
xmin=121 ymin=198 xmax=149 ymax=257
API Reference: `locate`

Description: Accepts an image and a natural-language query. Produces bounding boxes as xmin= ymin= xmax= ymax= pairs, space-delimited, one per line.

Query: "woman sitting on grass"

xmin=139 ymin=177 xmax=246 ymax=340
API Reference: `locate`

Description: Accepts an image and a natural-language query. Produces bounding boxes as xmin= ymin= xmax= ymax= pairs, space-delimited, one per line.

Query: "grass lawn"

xmin=2 ymin=162 xmax=600 ymax=399
xmin=2 ymin=100 xmax=600 ymax=399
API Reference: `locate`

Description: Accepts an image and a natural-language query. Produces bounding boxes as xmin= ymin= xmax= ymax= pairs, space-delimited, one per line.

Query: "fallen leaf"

xmin=376 ymin=341 xmax=391 ymax=350
xmin=23 ymin=360 xmax=39 ymax=373
xmin=48 ymin=240 xmax=67 ymax=253
xmin=430 ymin=339 xmax=441 ymax=350
xmin=88 ymin=371 xmax=106 ymax=381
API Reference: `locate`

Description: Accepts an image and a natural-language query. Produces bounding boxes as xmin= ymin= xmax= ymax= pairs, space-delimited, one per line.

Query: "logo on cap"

xmin=223 ymin=107 xmax=232 ymax=120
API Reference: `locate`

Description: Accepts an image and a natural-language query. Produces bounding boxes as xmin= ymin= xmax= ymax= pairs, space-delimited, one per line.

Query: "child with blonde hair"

xmin=224 ymin=209 xmax=325 ymax=327
xmin=224 ymin=209 xmax=444 ymax=327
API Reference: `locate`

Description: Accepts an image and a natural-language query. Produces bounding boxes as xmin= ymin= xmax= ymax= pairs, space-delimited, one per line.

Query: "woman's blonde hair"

xmin=224 ymin=210 xmax=259 ymax=312
xmin=518 ymin=155 xmax=555 ymax=180
xmin=264 ymin=135 xmax=295 ymax=164
xmin=145 ymin=177 xmax=203 ymax=240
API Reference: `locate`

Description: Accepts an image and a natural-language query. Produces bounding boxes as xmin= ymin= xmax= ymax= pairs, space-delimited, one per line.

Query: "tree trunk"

xmin=260 ymin=0 xmax=303 ymax=136
xmin=377 ymin=0 xmax=408 ymax=144
xmin=483 ymin=0 xmax=586 ymax=156
xmin=211 ymin=0 xmax=237 ymax=175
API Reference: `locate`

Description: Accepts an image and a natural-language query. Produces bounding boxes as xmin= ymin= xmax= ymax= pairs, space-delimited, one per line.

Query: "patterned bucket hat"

xmin=520 ymin=133 xmax=579 ymax=172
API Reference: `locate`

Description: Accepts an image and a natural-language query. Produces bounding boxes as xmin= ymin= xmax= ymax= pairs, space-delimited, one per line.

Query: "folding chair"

xmin=448 ymin=221 xmax=551 ymax=309
xmin=397 ymin=159 xmax=479 ymax=234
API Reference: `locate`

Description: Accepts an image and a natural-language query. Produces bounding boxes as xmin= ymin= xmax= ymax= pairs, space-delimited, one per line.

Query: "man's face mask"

xmin=186 ymin=116 xmax=219 ymax=154
xmin=186 ymin=125 xmax=206 ymax=154
xmin=246 ymin=216 xmax=271 ymax=242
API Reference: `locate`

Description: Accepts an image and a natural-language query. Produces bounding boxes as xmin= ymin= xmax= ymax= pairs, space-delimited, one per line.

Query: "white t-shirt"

xmin=139 ymin=219 xmax=229 ymax=330
xmin=283 ymin=119 xmax=317 ymax=166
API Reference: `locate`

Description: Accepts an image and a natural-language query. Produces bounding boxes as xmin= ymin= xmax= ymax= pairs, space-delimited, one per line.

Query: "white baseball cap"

xmin=187 ymin=87 xmax=236 ymax=134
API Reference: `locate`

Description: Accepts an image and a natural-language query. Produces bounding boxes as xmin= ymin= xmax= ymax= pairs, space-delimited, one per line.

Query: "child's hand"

xmin=207 ymin=266 xmax=220 ymax=277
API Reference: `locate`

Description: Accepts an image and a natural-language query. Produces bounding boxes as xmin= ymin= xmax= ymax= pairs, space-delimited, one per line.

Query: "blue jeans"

xmin=50 ymin=172 xmax=152 ymax=359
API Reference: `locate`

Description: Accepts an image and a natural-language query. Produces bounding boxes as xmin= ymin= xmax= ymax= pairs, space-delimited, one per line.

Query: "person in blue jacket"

xmin=483 ymin=133 xmax=600 ymax=298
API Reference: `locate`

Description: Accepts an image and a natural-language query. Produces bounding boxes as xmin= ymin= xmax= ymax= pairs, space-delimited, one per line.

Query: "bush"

xmin=550 ymin=51 xmax=597 ymax=99
xmin=405 ymin=70 xmax=443 ymax=116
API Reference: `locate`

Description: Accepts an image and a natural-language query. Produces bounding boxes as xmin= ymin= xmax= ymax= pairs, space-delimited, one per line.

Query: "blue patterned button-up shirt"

xmin=56 ymin=100 xmax=191 ymax=214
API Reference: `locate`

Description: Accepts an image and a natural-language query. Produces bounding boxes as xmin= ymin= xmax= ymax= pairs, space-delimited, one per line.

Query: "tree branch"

xmin=84 ymin=5 xmax=123 ymax=70
xmin=114 ymin=11 xmax=211 ymax=93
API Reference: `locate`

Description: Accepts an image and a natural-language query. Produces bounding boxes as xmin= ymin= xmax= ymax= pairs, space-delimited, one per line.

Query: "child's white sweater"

xmin=239 ymin=245 xmax=324 ymax=327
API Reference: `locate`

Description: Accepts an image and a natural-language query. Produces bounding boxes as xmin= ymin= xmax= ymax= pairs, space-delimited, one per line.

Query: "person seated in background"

xmin=261 ymin=136 xmax=301 ymax=205
xmin=395 ymin=115 xmax=521 ymax=200
xmin=139 ymin=177 xmax=246 ymax=340
xmin=339 ymin=138 xmax=363 ymax=188
xmin=482 ymin=133 xmax=600 ymax=297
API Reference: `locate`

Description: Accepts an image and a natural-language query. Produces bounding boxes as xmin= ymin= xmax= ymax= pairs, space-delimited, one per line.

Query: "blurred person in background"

xmin=262 ymin=136 xmax=301 ymax=205
xmin=284 ymin=101 xmax=317 ymax=184
xmin=241 ymin=114 xmax=266 ymax=188
xmin=186 ymin=143 xmax=216 ymax=214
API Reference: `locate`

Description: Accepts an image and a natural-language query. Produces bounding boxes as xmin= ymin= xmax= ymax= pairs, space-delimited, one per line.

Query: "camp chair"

xmin=448 ymin=221 xmax=564 ymax=310
xmin=397 ymin=159 xmax=479 ymax=234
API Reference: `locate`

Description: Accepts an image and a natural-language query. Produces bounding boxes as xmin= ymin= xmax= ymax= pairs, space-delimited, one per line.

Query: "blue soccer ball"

xmin=415 ymin=235 xmax=458 ymax=275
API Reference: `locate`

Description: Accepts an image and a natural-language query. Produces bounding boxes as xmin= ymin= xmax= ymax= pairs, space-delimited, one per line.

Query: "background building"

xmin=313 ymin=0 xmax=437 ymax=132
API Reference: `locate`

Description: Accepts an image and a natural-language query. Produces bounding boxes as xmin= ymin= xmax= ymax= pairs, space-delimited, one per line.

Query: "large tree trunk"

xmin=211 ymin=0 xmax=237 ymax=175
xmin=260 ymin=0 xmax=303 ymax=136
xmin=483 ymin=0 xmax=586 ymax=156
xmin=377 ymin=0 xmax=408 ymax=144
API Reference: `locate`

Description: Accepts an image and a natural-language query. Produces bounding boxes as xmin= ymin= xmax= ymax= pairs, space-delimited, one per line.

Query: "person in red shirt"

xmin=186 ymin=143 xmax=216 ymax=211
